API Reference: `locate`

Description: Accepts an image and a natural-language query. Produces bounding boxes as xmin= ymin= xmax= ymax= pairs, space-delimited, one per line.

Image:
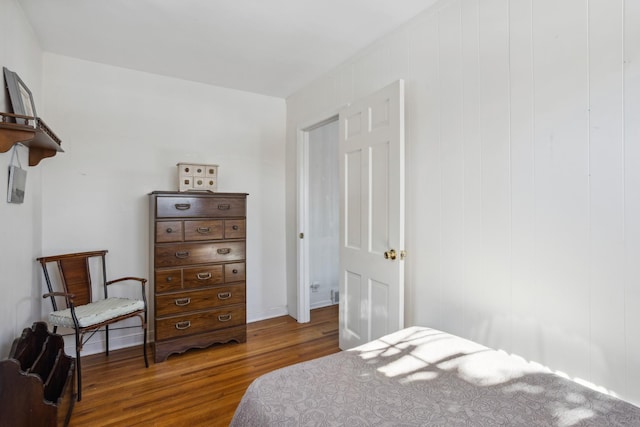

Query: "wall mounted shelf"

xmin=0 ymin=112 xmax=63 ymax=166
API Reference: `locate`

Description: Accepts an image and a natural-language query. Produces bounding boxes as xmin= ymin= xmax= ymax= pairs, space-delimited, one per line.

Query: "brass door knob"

xmin=384 ymin=249 xmax=397 ymax=260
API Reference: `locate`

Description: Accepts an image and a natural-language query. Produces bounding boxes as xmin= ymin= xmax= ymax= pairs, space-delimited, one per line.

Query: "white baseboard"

xmin=310 ymin=299 xmax=334 ymax=309
xmin=60 ymin=328 xmax=146 ymax=357
xmin=247 ymin=305 xmax=289 ymax=323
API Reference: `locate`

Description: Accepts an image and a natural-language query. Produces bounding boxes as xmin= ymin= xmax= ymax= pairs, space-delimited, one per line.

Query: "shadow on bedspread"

xmin=230 ymin=327 xmax=640 ymax=426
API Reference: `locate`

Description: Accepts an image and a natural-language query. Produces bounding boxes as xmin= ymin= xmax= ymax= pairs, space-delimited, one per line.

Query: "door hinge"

xmin=299 ymin=232 xmax=304 ymax=239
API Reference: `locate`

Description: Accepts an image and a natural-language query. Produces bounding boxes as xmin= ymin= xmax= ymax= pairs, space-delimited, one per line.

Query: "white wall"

xmin=0 ymin=0 xmax=45 ymax=357
xmin=1 ymin=0 xmax=288 ymax=360
xmin=286 ymin=0 xmax=640 ymax=405
xmin=38 ymin=54 xmax=287 ymax=353
xmin=308 ymin=120 xmax=339 ymax=308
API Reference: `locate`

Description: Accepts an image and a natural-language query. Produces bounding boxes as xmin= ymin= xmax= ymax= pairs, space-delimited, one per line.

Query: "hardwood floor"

xmin=69 ymin=305 xmax=339 ymax=427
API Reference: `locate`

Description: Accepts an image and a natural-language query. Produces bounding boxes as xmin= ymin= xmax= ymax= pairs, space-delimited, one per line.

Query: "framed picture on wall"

xmin=3 ymin=67 xmax=37 ymax=126
xmin=7 ymin=163 xmax=27 ymax=204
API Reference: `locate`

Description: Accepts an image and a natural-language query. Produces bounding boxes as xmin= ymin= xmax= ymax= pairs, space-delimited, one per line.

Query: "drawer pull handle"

xmin=218 ymin=314 xmax=232 ymax=322
xmin=232 ymin=269 xmax=238 ymax=274
xmin=175 ymin=251 xmax=190 ymax=259
xmin=232 ymin=225 xmax=239 ymax=230
xmin=175 ymin=298 xmax=191 ymax=306
xmin=166 ymin=276 xmax=174 ymax=282
xmin=217 ymin=248 xmax=231 ymax=255
xmin=197 ymin=272 xmax=212 ymax=280
xmin=175 ymin=321 xmax=191 ymax=330
xmin=175 ymin=203 xmax=191 ymax=210
xmin=196 ymin=227 xmax=211 ymax=234
xmin=217 ymin=292 xmax=232 ymax=300
xmin=166 ymin=227 xmax=174 ymax=233
xmin=218 ymin=204 xmax=230 ymax=210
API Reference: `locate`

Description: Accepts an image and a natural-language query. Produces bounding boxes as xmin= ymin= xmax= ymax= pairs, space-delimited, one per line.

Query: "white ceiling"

xmin=18 ymin=0 xmax=438 ymax=98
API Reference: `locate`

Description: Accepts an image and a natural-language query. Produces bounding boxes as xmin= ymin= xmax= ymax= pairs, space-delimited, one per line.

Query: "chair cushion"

xmin=49 ymin=297 xmax=145 ymax=328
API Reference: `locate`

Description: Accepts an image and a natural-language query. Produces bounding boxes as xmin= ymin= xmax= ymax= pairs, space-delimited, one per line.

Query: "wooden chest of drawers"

xmin=149 ymin=191 xmax=248 ymax=362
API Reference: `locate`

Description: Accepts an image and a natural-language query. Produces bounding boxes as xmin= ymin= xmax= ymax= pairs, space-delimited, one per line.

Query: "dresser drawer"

xmin=155 ymin=269 xmax=183 ymax=293
xmin=156 ymin=197 xmax=246 ymax=218
xmin=155 ymin=284 xmax=246 ymax=317
xmin=183 ymin=265 xmax=224 ymax=289
xmin=225 ymin=262 xmax=245 ymax=282
xmin=156 ymin=305 xmax=246 ymax=340
xmin=155 ymin=241 xmax=245 ymax=267
xmin=156 ymin=221 xmax=183 ymax=243
xmin=224 ymin=220 xmax=246 ymax=239
xmin=184 ymin=220 xmax=224 ymax=241
xmin=155 ymin=265 xmax=225 ymax=293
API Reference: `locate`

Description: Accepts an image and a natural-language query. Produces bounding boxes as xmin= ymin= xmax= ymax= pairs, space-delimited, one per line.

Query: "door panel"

xmin=346 ymin=150 xmax=362 ymax=249
xmin=370 ymin=141 xmax=390 ymax=254
xmin=371 ymin=279 xmax=390 ymax=337
xmin=339 ymin=80 xmax=405 ymax=350
xmin=344 ymin=270 xmax=363 ymax=341
xmin=346 ymin=111 xmax=363 ymax=138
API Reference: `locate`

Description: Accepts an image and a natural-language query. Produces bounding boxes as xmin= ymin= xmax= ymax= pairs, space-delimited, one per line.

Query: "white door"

xmin=339 ymin=80 xmax=405 ymax=350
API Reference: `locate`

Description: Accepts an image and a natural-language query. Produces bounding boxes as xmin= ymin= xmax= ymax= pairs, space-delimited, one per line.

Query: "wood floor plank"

xmin=68 ymin=305 xmax=338 ymax=426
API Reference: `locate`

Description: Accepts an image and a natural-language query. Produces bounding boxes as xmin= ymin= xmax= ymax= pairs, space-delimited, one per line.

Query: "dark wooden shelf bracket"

xmin=0 ymin=112 xmax=63 ymax=166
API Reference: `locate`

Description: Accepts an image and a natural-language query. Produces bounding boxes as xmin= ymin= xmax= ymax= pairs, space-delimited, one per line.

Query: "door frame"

xmin=296 ymin=112 xmax=340 ymax=323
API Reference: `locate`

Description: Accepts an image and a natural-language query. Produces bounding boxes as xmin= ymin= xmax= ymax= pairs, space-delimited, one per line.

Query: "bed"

xmin=231 ymin=326 xmax=640 ymax=426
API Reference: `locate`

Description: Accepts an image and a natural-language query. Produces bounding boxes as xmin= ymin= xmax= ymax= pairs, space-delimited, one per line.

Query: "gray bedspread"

xmin=230 ymin=326 xmax=640 ymax=426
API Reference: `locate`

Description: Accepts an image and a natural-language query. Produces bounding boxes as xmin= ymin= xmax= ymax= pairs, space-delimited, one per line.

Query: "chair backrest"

xmin=37 ymin=250 xmax=108 ymax=311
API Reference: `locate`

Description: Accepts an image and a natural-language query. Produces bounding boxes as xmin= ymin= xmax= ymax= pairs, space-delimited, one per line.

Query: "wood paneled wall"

xmin=286 ymin=0 xmax=640 ymax=404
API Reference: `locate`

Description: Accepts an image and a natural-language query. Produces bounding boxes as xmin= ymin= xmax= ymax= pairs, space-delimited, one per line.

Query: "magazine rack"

xmin=0 ymin=322 xmax=75 ymax=427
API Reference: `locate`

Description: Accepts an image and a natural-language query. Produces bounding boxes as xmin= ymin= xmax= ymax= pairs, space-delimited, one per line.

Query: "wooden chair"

xmin=37 ymin=250 xmax=149 ymax=401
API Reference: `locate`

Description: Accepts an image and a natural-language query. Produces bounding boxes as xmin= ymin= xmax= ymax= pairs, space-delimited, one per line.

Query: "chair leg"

xmin=143 ymin=324 xmax=149 ymax=368
xmin=105 ymin=324 xmax=110 ymax=357
xmin=75 ymin=329 xmax=82 ymax=402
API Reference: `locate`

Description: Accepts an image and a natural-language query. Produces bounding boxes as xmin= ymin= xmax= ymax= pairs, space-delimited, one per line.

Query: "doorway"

xmin=296 ymin=81 xmax=405 ymax=340
xmin=297 ymin=116 xmax=339 ymax=323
